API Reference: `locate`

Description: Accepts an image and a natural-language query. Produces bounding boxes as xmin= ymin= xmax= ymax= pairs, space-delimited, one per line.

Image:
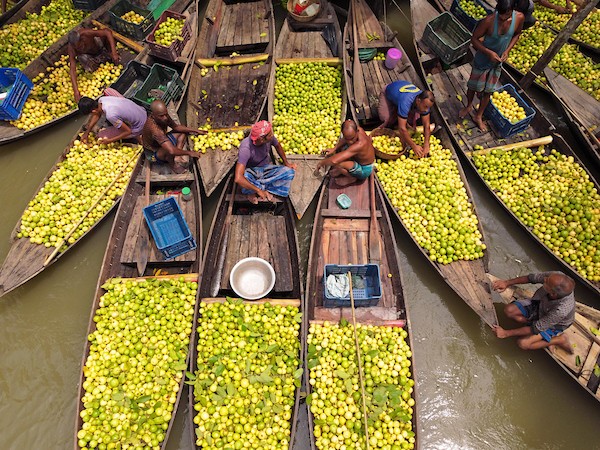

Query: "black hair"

xmin=496 ymin=0 xmax=514 ymax=14
xmin=78 ymin=97 xmax=98 ymax=115
xmin=417 ymin=90 xmax=435 ymax=102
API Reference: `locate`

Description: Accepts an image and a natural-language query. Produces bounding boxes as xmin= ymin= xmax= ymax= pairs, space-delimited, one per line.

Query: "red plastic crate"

xmin=145 ymin=10 xmax=192 ymax=62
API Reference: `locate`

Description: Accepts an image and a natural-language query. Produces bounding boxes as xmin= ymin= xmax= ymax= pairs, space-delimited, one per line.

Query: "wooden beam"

xmin=519 ymin=0 xmax=599 ymax=89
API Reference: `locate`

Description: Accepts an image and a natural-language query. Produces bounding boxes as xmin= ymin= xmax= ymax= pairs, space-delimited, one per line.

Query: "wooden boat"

xmin=187 ymin=174 xmax=303 ymax=448
xmin=305 ymin=175 xmax=417 ymax=448
xmin=74 ymin=16 xmax=202 ymax=442
xmin=340 ymin=0 xmax=496 ymax=326
xmin=73 ymin=146 xmax=204 ymax=450
xmin=0 ymin=2 xmax=200 ymax=297
xmin=411 ymin=0 xmax=600 ymax=296
xmin=186 ymin=0 xmax=275 ymax=196
xmin=267 ymin=0 xmax=345 ymax=219
xmin=489 ymin=274 xmax=600 ymax=403
xmin=343 ymin=0 xmax=420 ymax=129
xmin=0 ymin=0 xmax=28 ymax=27
xmin=544 ymin=67 xmax=600 ymax=168
xmin=0 ymin=0 xmax=119 ymax=146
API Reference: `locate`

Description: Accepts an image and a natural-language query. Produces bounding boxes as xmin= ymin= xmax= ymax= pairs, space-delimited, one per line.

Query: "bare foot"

xmin=458 ymin=106 xmax=472 ymax=119
xmin=333 ymin=175 xmax=358 ymax=187
xmin=247 ymin=194 xmax=259 ymax=205
xmin=554 ymin=335 xmax=574 ymax=354
xmin=472 ymin=115 xmax=488 ymax=132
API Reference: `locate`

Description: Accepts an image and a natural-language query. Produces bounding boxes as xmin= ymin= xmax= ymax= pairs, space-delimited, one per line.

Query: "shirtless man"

xmin=142 ymin=100 xmax=206 ymax=173
xmin=316 ymin=120 xmax=375 ymax=186
xmin=68 ymin=28 xmax=121 ymax=102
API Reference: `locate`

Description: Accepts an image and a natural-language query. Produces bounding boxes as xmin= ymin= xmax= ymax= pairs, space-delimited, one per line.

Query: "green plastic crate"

xmin=132 ymin=63 xmax=184 ymax=109
xmin=422 ymin=12 xmax=471 ymax=65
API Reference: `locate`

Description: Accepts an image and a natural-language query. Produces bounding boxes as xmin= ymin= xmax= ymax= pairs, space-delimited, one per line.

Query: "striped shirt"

xmin=524 ymin=271 xmax=575 ymax=333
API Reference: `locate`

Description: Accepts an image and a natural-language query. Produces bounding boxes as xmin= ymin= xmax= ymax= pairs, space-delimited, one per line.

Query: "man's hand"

xmin=412 ymin=144 xmax=425 ymax=158
xmin=488 ymin=50 xmax=502 ymax=64
xmin=421 ymin=142 xmax=430 ymax=157
xmin=492 ymin=279 xmax=509 ymax=292
xmin=322 ymin=147 xmax=335 ymax=156
xmin=112 ymin=52 xmax=121 ymax=65
xmin=192 ymin=129 xmax=208 ymax=135
xmin=285 ymin=162 xmax=297 ymax=170
xmin=492 ymin=325 xmax=509 ymax=339
xmin=80 ymin=131 xmax=89 ymax=144
xmin=500 ymin=50 xmax=510 ymax=62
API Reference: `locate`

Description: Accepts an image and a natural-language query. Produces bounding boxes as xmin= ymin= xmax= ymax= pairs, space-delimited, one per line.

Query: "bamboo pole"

xmin=196 ymin=54 xmax=269 ymax=67
xmin=91 ymin=20 xmax=145 ymax=53
xmin=519 ymin=0 xmax=599 ymax=89
xmin=275 ymin=57 xmax=342 ymax=66
xmin=466 ymin=135 xmax=553 ymax=156
xmin=43 ymin=148 xmax=142 ymax=267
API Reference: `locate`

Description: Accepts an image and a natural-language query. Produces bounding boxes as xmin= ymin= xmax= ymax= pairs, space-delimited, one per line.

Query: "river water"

xmin=0 ymin=1 xmax=599 ymax=449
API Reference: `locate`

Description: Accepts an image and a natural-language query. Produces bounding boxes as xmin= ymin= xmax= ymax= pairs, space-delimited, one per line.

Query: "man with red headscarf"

xmin=234 ymin=120 xmax=297 ymax=204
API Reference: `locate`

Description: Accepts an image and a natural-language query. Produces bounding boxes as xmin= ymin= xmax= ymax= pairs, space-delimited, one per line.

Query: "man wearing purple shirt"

xmin=78 ymin=95 xmax=147 ymax=144
xmin=234 ymin=120 xmax=297 ymax=204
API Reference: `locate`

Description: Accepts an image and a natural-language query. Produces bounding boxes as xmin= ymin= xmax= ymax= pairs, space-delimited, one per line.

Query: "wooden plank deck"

xmin=120 ymin=192 xmax=197 ymax=265
xmin=216 ymin=0 xmax=269 ymax=53
xmin=218 ymin=213 xmax=293 ymax=293
xmin=312 ymin=178 xmax=399 ymax=323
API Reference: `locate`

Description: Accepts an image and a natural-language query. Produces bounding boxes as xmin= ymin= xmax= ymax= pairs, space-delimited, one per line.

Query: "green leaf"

xmin=590 ymin=327 xmax=600 ymax=336
xmin=334 ymin=369 xmax=350 ymax=379
xmin=340 ymin=318 xmax=349 ymax=327
xmin=172 ymin=361 xmax=187 ymax=371
xmin=576 ymin=355 xmax=581 ymax=366
xmin=367 ymin=350 xmax=379 ymax=358
xmin=308 ymin=344 xmax=317 ymax=356
xmin=308 ymin=358 xmax=319 ymax=370
xmin=345 ymin=378 xmax=353 ymax=393
xmin=227 ymin=383 xmax=236 ymax=396
xmin=294 ymin=312 xmax=302 ymax=323
xmin=112 ymin=391 xmax=125 ymax=402
xmin=208 ymin=355 xmax=220 ymax=363
xmin=314 ymin=419 xmax=325 ymax=426
xmin=186 ymin=371 xmax=196 ymax=381
xmin=157 ymin=378 xmax=167 ymax=385
xmin=273 ymin=404 xmax=283 ymax=414
xmin=215 ymin=364 xmax=225 ymax=376
xmin=199 ymin=396 xmax=208 ymax=407
xmin=294 ymin=368 xmax=303 ymax=379
xmin=306 ymin=393 xmax=313 ymax=405
xmin=266 ymin=344 xmax=279 ymax=353
xmin=195 ymin=428 xmax=204 ymax=440
xmin=135 ymin=395 xmax=152 ymax=404
xmin=216 ymin=386 xmax=227 ymax=398
xmin=594 ymin=364 xmax=600 ymax=377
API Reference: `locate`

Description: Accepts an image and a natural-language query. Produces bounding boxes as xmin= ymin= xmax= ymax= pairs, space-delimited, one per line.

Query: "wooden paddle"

xmin=210 ymin=182 xmax=236 ymax=297
xmin=351 ymin=0 xmax=367 ymax=108
xmin=347 ymin=272 xmax=370 ymax=450
xmin=368 ymin=173 xmax=382 ymax=265
xmin=91 ymin=20 xmax=144 ymax=53
xmin=134 ymin=158 xmax=151 ymax=276
xmin=274 ymin=57 xmax=342 ymax=66
xmin=43 ymin=148 xmax=141 ymax=266
xmin=466 ymin=135 xmax=554 ymax=156
xmin=196 ymin=54 xmax=269 ymax=68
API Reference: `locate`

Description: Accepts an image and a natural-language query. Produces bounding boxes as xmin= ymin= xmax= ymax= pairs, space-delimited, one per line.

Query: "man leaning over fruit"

xmin=459 ymin=0 xmax=524 ymax=131
xmin=492 ymin=271 xmax=575 ymax=354
xmin=68 ymin=27 xmax=122 ymax=102
xmin=375 ymin=80 xmax=435 ymax=158
xmin=316 ymin=119 xmax=375 ymax=186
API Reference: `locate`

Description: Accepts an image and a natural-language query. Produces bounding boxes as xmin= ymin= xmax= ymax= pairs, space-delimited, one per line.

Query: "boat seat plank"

xmin=356 ymin=231 xmax=368 ymax=264
xmin=256 ymin=215 xmax=270 ymax=262
xmin=579 ymin=342 xmax=600 ymax=387
xmin=328 ymin=229 xmax=341 ymax=265
xmin=135 ymin=165 xmax=195 ymax=184
xmin=322 ymin=218 xmax=370 ymax=232
xmin=552 ymin=326 xmax=592 ymax=372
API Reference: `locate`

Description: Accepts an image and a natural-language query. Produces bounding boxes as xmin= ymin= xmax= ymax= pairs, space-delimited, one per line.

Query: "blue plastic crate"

xmin=143 ymin=196 xmax=196 ymax=260
xmin=484 ymin=84 xmax=536 ymax=138
xmin=450 ymin=0 xmax=492 ymax=32
xmin=323 ymin=264 xmax=381 ymax=308
xmin=0 ymin=68 xmax=33 ymax=121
